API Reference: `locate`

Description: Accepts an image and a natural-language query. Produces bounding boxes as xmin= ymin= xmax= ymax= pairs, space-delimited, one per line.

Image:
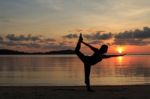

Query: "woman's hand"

xmin=79 ymin=33 xmax=83 ymax=42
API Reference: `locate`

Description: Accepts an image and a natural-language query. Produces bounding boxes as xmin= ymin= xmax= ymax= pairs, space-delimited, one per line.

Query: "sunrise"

xmin=0 ymin=0 xmax=150 ymax=99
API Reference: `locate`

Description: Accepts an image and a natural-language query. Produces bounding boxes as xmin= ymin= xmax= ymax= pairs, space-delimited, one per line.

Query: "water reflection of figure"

xmin=75 ymin=34 xmax=125 ymax=92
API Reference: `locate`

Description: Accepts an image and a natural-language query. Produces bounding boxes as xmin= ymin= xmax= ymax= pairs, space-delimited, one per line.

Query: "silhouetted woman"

xmin=75 ymin=34 xmax=125 ymax=92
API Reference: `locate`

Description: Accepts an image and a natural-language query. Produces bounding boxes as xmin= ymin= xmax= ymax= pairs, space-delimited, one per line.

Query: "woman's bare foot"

xmin=79 ymin=33 xmax=83 ymax=42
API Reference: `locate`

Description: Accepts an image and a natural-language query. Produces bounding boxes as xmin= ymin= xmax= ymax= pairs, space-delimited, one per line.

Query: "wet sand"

xmin=0 ymin=85 xmax=149 ymax=99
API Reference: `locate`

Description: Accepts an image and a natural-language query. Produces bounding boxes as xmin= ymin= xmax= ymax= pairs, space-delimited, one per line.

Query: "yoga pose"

xmin=75 ymin=34 xmax=125 ymax=92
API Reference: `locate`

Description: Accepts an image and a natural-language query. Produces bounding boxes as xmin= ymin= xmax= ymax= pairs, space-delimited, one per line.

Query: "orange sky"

xmin=0 ymin=0 xmax=150 ymax=54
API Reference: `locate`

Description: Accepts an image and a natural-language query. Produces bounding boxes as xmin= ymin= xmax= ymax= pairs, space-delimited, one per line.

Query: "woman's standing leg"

xmin=84 ymin=64 xmax=93 ymax=92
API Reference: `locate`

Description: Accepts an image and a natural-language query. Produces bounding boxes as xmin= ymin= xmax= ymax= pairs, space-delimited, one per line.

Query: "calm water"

xmin=0 ymin=55 xmax=150 ymax=86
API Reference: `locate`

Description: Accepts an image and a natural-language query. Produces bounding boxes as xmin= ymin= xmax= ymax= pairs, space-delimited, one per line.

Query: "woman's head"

xmin=99 ymin=44 xmax=108 ymax=54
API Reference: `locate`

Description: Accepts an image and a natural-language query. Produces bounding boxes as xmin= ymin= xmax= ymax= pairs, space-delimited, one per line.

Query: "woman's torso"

xmin=86 ymin=53 xmax=102 ymax=65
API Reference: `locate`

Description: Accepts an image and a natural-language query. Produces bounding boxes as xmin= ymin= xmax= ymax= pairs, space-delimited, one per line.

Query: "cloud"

xmin=0 ymin=40 xmax=40 ymax=48
xmin=6 ymin=34 xmax=42 ymax=42
xmin=63 ymin=27 xmax=150 ymax=46
xmin=39 ymin=38 xmax=56 ymax=43
xmin=0 ymin=36 xmax=3 ymax=41
xmin=5 ymin=33 xmax=56 ymax=44
xmin=88 ymin=40 xmax=103 ymax=45
xmin=114 ymin=27 xmax=150 ymax=45
xmin=1 ymin=26 xmax=150 ymax=51
xmin=0 ymin=33 xmax=73 ymax=51
xmin=113 ymin=38 xmax=150 ymax=46
xmin=115 ymin=27 xmax=150 ymax=39
xmin=84 ymin=31 xmax=113 ymax=40
xmin=0 ymin=36 xmax=4 ymax=49
xmin=2 ymin=39 xmax=72 ymax=50
xmin=63 ymin=31 xmax=113 ymax=40
xmin=63 ymin=34 xmax=78 ymax=39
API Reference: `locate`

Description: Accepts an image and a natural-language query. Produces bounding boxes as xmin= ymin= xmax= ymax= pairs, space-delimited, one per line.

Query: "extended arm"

xmin=102 ymin=54 xmax=126 ymax=58
xmin=82 ymin=41 xmax=98 ymax=53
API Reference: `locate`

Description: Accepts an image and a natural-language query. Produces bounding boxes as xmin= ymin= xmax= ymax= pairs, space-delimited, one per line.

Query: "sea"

xmin=0 ymin=55 xmax=149 ymax=86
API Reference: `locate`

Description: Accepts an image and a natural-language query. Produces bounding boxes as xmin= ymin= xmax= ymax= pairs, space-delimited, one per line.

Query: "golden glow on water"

xmin=117 ymin=56 xmax=123 ymax=64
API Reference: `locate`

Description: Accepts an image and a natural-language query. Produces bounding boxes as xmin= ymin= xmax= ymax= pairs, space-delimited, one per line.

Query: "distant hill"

xmin=0 ymin=49 xmax=27 ymax=55
xmin=1 ymin=49 xmax=150 ymax=55
xmin=0 ymin=49 xmax=75 ymax=55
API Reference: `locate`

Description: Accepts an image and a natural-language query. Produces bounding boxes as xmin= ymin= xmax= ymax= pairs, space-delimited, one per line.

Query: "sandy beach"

xmin=0 ymin=85 xmax=149 ymax=99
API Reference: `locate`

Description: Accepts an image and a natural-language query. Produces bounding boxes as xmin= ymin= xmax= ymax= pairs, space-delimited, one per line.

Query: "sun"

xmin=117 ymin=47 xmax=123 ymax=54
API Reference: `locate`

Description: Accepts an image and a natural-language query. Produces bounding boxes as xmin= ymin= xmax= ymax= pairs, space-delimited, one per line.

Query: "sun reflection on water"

xmin=117 ymin=56 xmax=123 ymax=64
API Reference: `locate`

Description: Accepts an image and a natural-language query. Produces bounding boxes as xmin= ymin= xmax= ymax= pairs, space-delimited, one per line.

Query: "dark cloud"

xmin=0 ymin=33 xmax=73 ymax=50
xmin=39 ymin=38 xmax=56 ymax=43
xmin=114 ymin=27 xmax=150 ymax=45
xmin=0 ymin=40 xmax=41 ymax=48
xmin=6 ymin=34 xmax=41 ymax=42
xmin=0 ymin=36 xmax=3 ymax=41
xmin=113 ymin=38 xmax=150 ymax=46
xmin=2 ymin=41 xmax=17 ymax=46
xmin=63 ymin=31 xmax=113 ymax=40
xmin=63 ymin=34 xmax=78 ymax=39
xmin=0 ymin=33 xmax=58 ymax=50
xmin=115 ymin=27 xmax=150 ymax=39
xmin=84 ymin=32 xmax=113 ymax=40
xmin=1 ymin=27 xmax=150 ymax=51
xmin=88 ymin=40 xmax=103 ymax=44
xmin=2 ymin=39 xmax=72 ymax=50
xmin=5 ymin=33 xmax=56 ymax=44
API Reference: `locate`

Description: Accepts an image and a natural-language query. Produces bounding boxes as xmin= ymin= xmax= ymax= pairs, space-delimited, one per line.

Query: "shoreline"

xmin=0 ymin=85 xmax=149 ymax=99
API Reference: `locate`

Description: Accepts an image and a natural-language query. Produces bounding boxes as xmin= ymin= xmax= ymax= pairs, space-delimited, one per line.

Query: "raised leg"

xmin=75 ymin=39 xmax=81 ymax=53
xmin=75 ymin=34 xmax=85 ymax=62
